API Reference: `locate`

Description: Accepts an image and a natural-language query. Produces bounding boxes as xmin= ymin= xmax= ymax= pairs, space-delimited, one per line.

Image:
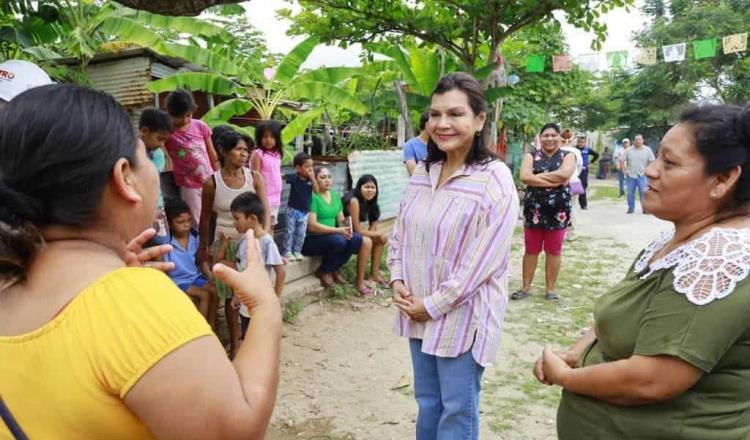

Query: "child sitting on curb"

xmin=163 ymin=199 xmax=218 ymax=325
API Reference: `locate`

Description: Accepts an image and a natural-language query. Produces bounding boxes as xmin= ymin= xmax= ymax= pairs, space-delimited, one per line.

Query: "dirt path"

xmin=266 ymin=179 xmax=669 ymax=439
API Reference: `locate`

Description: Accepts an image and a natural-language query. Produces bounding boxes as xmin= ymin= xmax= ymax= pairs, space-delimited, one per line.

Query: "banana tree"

xmin=148 ymin=36 xmax=368 ymax=146
xmin=2 ymin=0 xmax=234 ymax=76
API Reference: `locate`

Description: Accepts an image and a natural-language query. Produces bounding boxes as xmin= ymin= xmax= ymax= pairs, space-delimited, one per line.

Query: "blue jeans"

xmin=627 ymin=175 xmax=648 ymax=212
xmin=618 ymin=170 xmax=626 ymax=196
xmin=283 ymin=206 xmax=308 ymax=254
xmin=302 ymin=232 xmax=362 ymax=273
xmin=409 ymin=339 xmax=484 ymax=440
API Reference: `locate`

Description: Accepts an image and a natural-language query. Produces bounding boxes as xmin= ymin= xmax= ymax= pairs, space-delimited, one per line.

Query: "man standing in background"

xmin=624 ymin=134 xmax=655 ymax=214
xmin=403 ymin=112 xmax=430 ymax=176
xmin=575 ymin=134 xmax=599 ymax=210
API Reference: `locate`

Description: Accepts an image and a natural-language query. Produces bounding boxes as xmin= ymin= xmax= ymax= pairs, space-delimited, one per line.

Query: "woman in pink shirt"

xmin=390 ymin=73 xmax=519 ymax=439
xmin=164 ymin=89 xmax=220 ymax=225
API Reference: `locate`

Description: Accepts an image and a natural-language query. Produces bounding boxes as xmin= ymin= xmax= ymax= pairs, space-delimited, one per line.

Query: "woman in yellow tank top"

xmin=0 ymin=85 xmax=281 ymax=439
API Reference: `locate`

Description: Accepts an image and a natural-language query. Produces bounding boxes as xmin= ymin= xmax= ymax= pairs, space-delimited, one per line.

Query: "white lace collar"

xmin=634 ymin=227 xmax=750 ymax=305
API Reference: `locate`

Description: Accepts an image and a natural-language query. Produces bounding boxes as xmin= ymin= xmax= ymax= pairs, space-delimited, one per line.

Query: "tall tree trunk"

xmin=115 ymin=0 xmax=244 ymax=16
xmin=394 ymin=79 xmax=414 ymax=144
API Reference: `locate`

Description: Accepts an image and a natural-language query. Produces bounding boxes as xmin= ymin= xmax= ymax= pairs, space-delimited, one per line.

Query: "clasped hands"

xmin=533 ymin=346 xmax=578 ymax=386
xmin=392 ymin=280 xmax=431 ymax=322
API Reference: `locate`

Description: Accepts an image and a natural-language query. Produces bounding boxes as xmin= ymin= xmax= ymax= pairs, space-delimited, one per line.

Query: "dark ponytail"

xmin=0 ymin=84 xmax=137 ymax=285
xmin=678 ymin=103 xmax=750 ymax=209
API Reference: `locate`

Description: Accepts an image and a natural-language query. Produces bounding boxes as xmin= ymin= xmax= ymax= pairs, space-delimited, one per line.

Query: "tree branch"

xmin=114 ymin=0 xmax=243 ymax=16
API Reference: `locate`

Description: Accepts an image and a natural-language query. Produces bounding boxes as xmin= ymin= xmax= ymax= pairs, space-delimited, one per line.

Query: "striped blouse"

xmin=389 ymin=160 xmax=519 ymax=367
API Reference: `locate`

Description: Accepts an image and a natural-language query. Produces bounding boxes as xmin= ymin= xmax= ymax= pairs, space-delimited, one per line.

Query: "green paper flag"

xmin=693 ymin=39 xmax=717 ymax=59
xmin=606 ymin=51 xmax=628 ymax=69
xmin=526 ymin=55 xmax=546 ymax=73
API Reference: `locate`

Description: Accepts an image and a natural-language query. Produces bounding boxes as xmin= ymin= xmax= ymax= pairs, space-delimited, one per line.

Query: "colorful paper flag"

xmin=693 ymin=38 xmax=718 ymax=59
xmin=575 ymin=53 xmax=599 ymax=72
xmin=552 ymin=55 xmax=572 ymax=72
xmin=663 ymin=43 xmax=686 ymax=63
xmin=634 ymin=47 xmax=657 ymax=65
xmin=526 ymin=55 xmax=546 ymax=73
xmin=723 ymin=33 xmax=748 ymax=54
xmin=606 ymin=51 xmax=628 ymax=69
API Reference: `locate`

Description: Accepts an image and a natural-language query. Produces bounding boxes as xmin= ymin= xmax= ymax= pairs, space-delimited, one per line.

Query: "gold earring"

xmin=475 ymin=131 xmax=481 ymax=137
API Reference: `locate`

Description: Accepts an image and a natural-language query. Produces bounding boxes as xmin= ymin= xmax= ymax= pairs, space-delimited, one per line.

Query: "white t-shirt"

xmin=561 ymin=146 xmax=583 ymax=183
xmin=236 ymin=233 xmax=284 ymax=318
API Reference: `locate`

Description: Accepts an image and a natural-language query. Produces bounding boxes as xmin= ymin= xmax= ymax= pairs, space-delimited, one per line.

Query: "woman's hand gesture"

xmin=125 ymin=228 xmax=174 ymax=272
xmin=535 ymin=346 xmax=573 ymax=386
xmin=212 ymin=230 xmax=277 ymax=312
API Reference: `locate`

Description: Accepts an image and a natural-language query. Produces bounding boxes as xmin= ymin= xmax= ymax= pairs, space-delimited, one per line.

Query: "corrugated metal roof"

xmin=348 ymin=150 xmax=408 ymax=220
xmin=151 ymin=61 xmax=177 ymax=79
xmin=87 ymin=56 xmax=153 ymax=107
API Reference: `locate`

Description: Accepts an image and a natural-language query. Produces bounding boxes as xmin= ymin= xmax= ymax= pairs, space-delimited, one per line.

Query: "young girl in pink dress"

xmin=251 ymin=121 xmax=283 ymax=231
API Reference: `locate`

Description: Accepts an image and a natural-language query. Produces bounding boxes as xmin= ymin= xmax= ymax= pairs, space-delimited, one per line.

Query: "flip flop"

xmin=545 ymin=292 xmax=560 ymax=302
xmin=510 ymin=290 xmax=530 ymax=300
xmin=370 ymin=278 xmax=390 ymax=288
xmin=359 ymin=286 xmax=376 ymax=297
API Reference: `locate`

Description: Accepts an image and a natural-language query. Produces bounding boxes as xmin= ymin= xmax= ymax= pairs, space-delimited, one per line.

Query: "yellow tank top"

xmin=0 ymin=267 xmax=213 ymax=439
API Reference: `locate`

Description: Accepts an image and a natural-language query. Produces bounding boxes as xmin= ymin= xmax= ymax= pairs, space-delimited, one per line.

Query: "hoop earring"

xmin=475 ymin=131 xmax=481 ymax=137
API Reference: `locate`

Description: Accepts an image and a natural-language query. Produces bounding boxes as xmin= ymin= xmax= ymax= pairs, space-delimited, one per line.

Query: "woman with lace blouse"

xmin=534 ymin=103 xmax=750 ymax=439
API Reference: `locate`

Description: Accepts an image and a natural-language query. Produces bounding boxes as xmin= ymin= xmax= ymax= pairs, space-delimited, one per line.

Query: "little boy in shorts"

xmin=223 ymin=192 xmax=285 ymax=338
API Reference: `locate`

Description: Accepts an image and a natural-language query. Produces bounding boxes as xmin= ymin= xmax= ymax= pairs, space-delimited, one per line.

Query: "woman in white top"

xmin=199 ymin=130 xmax=270 ymax=356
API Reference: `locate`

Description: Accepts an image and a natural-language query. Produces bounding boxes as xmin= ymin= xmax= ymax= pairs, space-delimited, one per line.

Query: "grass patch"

xmin=589 ymin=185 xmax=621 ymax=201
xmin=282 ymin=299 xmax=305 ymax=324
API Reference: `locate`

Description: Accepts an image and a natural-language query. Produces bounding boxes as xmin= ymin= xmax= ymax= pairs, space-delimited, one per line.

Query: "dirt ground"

xmin=266 ymin=180 xmax=669 ymax=440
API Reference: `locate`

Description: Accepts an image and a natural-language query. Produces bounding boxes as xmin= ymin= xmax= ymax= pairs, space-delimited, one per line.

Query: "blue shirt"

xmin=164 ymin=230 xmax=202 ymax=287
xmin=403 ymin=137 xmax=428 ymax=163
xmin=578 ymin=145 xmax=593 ymax=169
xmin=285 ymin=172 xmax=313 ymax=213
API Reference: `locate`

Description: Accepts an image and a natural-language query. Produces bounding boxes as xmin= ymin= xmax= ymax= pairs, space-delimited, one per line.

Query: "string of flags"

xmin=526 ymin=32 xmax=747 ymax=73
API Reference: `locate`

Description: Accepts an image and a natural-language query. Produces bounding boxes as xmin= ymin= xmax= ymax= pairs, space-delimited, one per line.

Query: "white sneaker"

xmin=293 ymin=252 xmax=304 ymax=261
xmin=284 ymin=252 xmax=295 ymax=262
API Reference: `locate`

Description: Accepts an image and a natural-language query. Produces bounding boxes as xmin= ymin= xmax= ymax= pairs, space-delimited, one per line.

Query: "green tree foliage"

xmin=281 ymin=0 xmax=634 ymax=73
xmin=499 ymin=24 xmax=595 ymax=134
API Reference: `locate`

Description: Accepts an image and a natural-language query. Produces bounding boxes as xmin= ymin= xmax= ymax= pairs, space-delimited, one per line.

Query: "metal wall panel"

xmin=151 ymin=61 xmax=178 ymax=79
xmin=86 ymin=56 xmax=153 ymax=107
xmin=347 ymin=150 xmax=408 ymax=220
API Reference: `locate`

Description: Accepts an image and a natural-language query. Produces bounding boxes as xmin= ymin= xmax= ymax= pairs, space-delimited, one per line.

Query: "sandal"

xmin=545 ymin=292 xmax=560 ymax=302
xmin=315 ymin=270 xmax=334 ymax=288
xmin=510 ymin=290 xmax=530 ymax=300
xmin=369 ymin=277 xmax=390 ymax=288
xmin=358 ymin=286 xmax=376 ymax=297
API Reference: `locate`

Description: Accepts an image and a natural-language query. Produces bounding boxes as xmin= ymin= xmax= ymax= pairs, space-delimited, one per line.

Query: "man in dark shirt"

xmin=575 ymin=134 xmax=599 ymax=210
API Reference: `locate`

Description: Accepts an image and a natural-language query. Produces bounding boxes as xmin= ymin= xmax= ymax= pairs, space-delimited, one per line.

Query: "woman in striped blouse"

xmin=390 ymin=72 xmax=519 ymax=439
